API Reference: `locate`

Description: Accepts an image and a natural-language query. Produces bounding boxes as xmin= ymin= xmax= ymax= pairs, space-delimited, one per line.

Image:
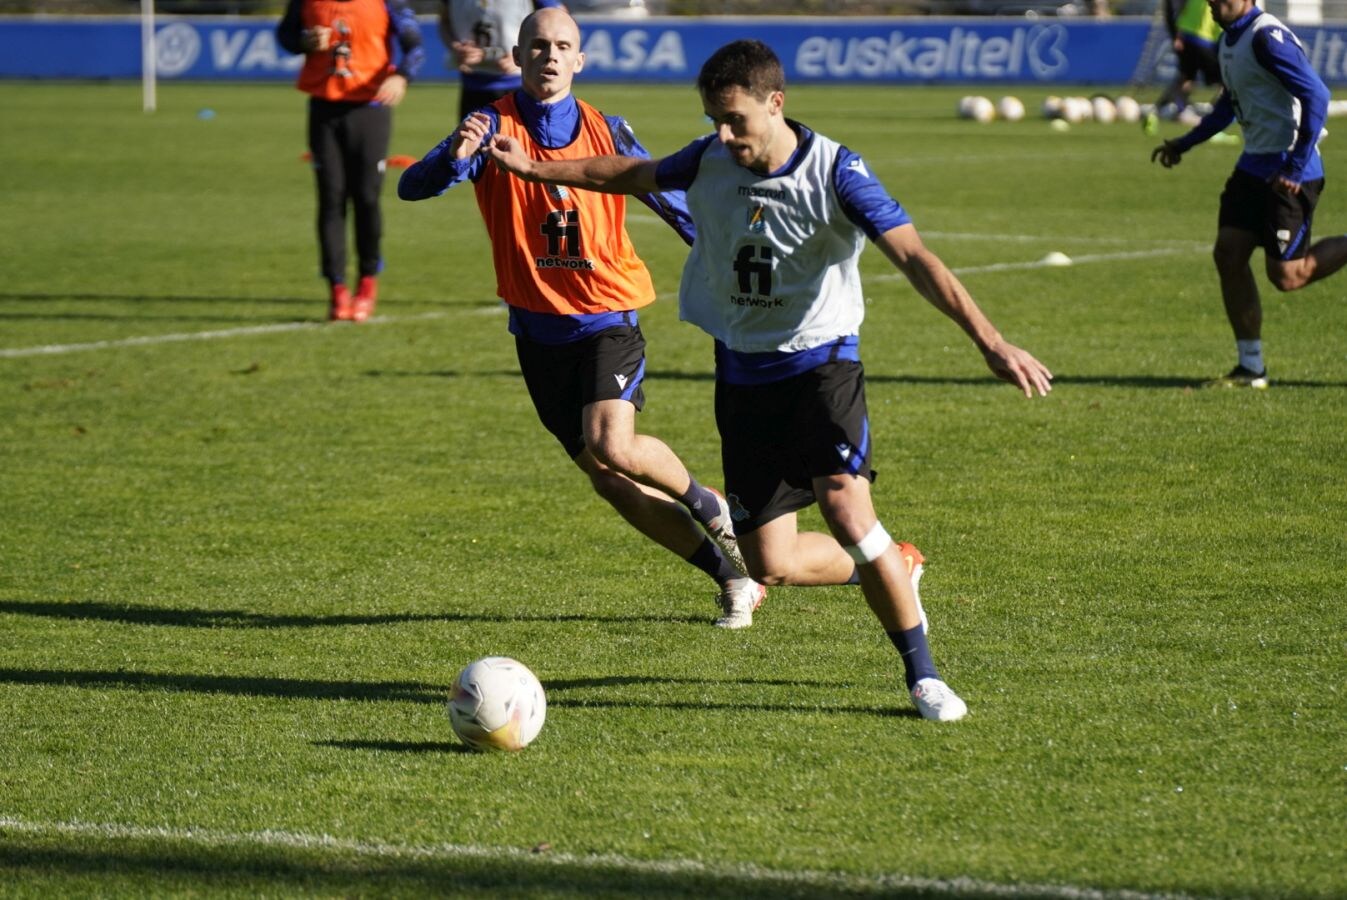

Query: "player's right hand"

xmin=450 ymin=40 xmax=485 ymax=69
xmin=1151 ymin=141 xmax=1182 ymax=168
xmin=450 ymin=112 xmax=493 ymax=160
xmin=301 ymin=26 xmax=332 ymax=52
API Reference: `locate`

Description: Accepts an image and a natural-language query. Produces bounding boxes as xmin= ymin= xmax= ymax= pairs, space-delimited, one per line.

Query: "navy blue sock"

xmin=686 ymin=536 xmax=740 ymax=584
xmin=845 ymin=568 xmax=861 ymax=585
xmin=886 ymin=625 xmax=939 ymax=691
xmin=678 ymin=476 xmax=720 ymax=529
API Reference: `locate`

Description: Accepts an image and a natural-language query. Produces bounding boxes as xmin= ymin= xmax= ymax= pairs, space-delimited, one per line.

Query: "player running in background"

xmin=488 ymin=39 xmax=1053 ymax=721
xmin=1152 ymin=0 xmax=1347 ymax=388
xmin=1145 ymin=0 xmax=1225 ymax=132
xmin=439 ymin=0 xmax=562 ymax=123
xmin=398 ymin=8 xmax=764 ymax=626
xmin=278 ymin=0 xmax=424 ymax=322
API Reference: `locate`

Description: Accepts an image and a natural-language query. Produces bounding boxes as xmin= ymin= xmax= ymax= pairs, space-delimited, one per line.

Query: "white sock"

xmin=1236 ymin=339 xmax=1263 ymax=374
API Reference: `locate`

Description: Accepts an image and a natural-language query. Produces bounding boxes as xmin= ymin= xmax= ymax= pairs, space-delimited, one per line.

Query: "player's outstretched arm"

xmin=876 ymin=224 xmax=1053 ymax=398
xmin=487 ymin=135 xmax=661 ymax=195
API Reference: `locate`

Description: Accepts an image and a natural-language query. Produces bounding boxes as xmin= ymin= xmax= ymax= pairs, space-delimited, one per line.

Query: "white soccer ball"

xmin=1091 ymin=96 xmax=1117 ymax=124
xmin=997 ymin=96 xmax=1026 ymax=122
xmin=957 ymin=95 xmax=976 ymax=118
xmin=1042 ymin=95 xmax=1064 ymax=119
xmin=1114 ymin=95 xmax=1141 ymax=123
xmin=969 ymin=96 xmax=996 ymax=123
xmin=447 ymin=656 xmax=547 ymax=752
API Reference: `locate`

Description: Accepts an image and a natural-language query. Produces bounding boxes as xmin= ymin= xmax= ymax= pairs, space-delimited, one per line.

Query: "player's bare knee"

xmin=1267 ymin=263 xmax=1307 ymax=292
xmin=749 ymin=565 xmax=792 ymax=587
xmin=585 ymin=435 xmax=634 ymax=475
xmin=583 ymin=461 xmax=626 ymax=500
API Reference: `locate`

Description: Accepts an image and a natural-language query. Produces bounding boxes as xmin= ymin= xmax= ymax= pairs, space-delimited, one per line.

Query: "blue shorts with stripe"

xmin=714 ymin=359 xmax=874 ymax=534
xmin=1219 ymin=169 xmax=1323 ymax=261
xmin=515 ymin=324 xmax=647 ymax=459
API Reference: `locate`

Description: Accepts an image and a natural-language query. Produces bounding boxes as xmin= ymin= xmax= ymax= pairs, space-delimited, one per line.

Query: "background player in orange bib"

xmin=278 ymin=0 xmax=423 ymax=322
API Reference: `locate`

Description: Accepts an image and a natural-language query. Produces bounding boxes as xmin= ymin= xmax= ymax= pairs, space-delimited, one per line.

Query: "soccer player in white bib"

xmin=1152 ymin=0 xmax=1347 ymax=388
xmin=488 ymin=39 xmax=1053 ymax=722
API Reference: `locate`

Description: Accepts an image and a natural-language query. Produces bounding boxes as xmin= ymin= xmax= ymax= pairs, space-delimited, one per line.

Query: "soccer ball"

xmin=447 ymin=656 xmax=547 ymax=752
xmin=1091 ymin=96 xmax=1117 ymax=124
xmin=997 ymin=96 xmax=1025 ymax=122
xmin=958 ymin=95 xmax=994 ymax=122
xmin=970 ymin=96 xmax=996 ymax=123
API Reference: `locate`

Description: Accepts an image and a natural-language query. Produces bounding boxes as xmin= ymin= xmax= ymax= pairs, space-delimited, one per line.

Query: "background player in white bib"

xmin=488 ymin=39 xmax=1054 ymax=722
xmin=1152 ymin=0 xmax=1347 ymax=387
xmin=440 ymin=0 xmax=560 ymax=122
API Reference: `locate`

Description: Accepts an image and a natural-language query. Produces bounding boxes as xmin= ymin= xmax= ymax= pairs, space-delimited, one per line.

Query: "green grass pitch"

xmin=1 ymin=79 xmax=1344 ymax=898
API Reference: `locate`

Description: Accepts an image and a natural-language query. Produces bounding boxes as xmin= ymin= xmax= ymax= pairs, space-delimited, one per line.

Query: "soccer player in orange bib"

xmin=278 ymin=0 xmax=423 ymax=322
xmin=398 ymin=8 xmax=764 ymax=625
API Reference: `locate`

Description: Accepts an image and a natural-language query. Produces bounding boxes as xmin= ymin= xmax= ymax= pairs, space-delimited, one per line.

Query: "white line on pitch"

xmin=0 ymin=815 xmax=1191 ymax=900
xmin=0 ymin=312 xmax=449 ymax=360
xmin=923 ymin=231 xmax=1209 ymax=250
xmin=872 ymin=247 xmax=1193 ymax=282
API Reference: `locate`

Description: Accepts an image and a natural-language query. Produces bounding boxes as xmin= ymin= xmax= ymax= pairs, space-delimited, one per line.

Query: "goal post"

xmin=141 ymin=0 xmax=156 ymax=112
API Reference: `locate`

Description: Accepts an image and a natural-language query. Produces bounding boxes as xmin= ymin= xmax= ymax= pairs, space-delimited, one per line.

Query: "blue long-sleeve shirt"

xmin=1174 ymin=6 xmax=1327 ymax=182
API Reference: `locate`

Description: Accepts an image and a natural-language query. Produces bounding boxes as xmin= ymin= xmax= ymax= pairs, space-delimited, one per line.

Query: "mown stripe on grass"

xmin=0 ymin=815 xmax=1191 ymax=900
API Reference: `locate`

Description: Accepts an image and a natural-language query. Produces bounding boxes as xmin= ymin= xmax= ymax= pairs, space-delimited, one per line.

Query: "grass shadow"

xmin=0 ymin=667 xmax=902 ymax=717
xmin=313 ymin=739 xmax=472 ymax=754
xmin=0 ymin=837 xmax=976 ymax=898
xmin=0 ymin=599 xmax=706 ymax=628
xmin=646 ymin=369 xmax=1347 ymax=390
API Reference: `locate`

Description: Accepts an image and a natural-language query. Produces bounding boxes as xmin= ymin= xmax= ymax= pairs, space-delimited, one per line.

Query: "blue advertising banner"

xmin=4 ymin=15 xmax=1347 ymax=85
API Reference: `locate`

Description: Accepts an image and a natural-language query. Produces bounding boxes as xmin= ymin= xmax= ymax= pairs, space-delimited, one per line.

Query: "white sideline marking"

xmin=0 ymin=815 xmax=1189 ymax=900
xmin=0 ymin=241 xmax=1198 ymax=360
xmin=923 ymin=231 xmax=1209 ymax=251
xmin=0 ymin=312 xmax=448 ymax=360
xmin=872 ymin=247 xmax=1192 ymax=283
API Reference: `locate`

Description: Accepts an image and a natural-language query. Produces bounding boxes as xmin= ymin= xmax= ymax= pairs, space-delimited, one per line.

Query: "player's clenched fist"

xmin=451 ymin=112 xmax=494 ymax=159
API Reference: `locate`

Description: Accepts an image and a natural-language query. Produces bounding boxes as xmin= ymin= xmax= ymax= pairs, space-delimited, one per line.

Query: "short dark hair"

xmin=696 ymin=40 xmax=785 ymax=102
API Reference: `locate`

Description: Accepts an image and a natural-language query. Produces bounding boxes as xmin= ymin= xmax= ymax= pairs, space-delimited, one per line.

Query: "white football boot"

xmin=911 ymin=678 xmax=968 ymax=722
xmin=714 ymin=578 xmax=765 ymax=630
xmin=704 ymin=488 xmax=749 ymax=578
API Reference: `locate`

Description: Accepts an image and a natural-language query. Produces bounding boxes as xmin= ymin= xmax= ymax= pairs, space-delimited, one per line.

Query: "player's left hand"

xmin=487 ymin=135 xmax=535 ymax=179
xmin=374 ymin=73 xmax=407 ymax=107
xmin=982 ymin=339 xmax=1054 ymax=398
xmin=1151 ymin=141 xmax=1183 ymax=168
xmin=1272 ymin=174 xmax=1302 ymax=196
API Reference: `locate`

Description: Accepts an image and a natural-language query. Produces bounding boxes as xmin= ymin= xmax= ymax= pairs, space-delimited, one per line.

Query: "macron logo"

xmin=615 ymin=373 xmax=629 ymax=390
xmin=1270 ymin=28 xmax=1285 ymax=43
xmin=848 ymin=157 xmax=871 ymax=179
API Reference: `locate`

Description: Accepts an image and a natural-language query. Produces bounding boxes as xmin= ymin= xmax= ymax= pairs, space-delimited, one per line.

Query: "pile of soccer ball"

xmin=447 ymin=656 xmax=547 ymax=751
xmin=957 ymin=94 xmax=1144 ymax=125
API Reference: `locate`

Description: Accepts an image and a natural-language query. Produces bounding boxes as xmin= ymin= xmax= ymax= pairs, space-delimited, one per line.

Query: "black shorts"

xmin=715 ymin=360 xmax=875 ymax=534
xmin=516 ymin=325 xmax=647 ymax=459
xmin=1219 ymin=169 xmax=1323 ymax=261
xmin=1177 ymin=40 xmax=1222 ymax=86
